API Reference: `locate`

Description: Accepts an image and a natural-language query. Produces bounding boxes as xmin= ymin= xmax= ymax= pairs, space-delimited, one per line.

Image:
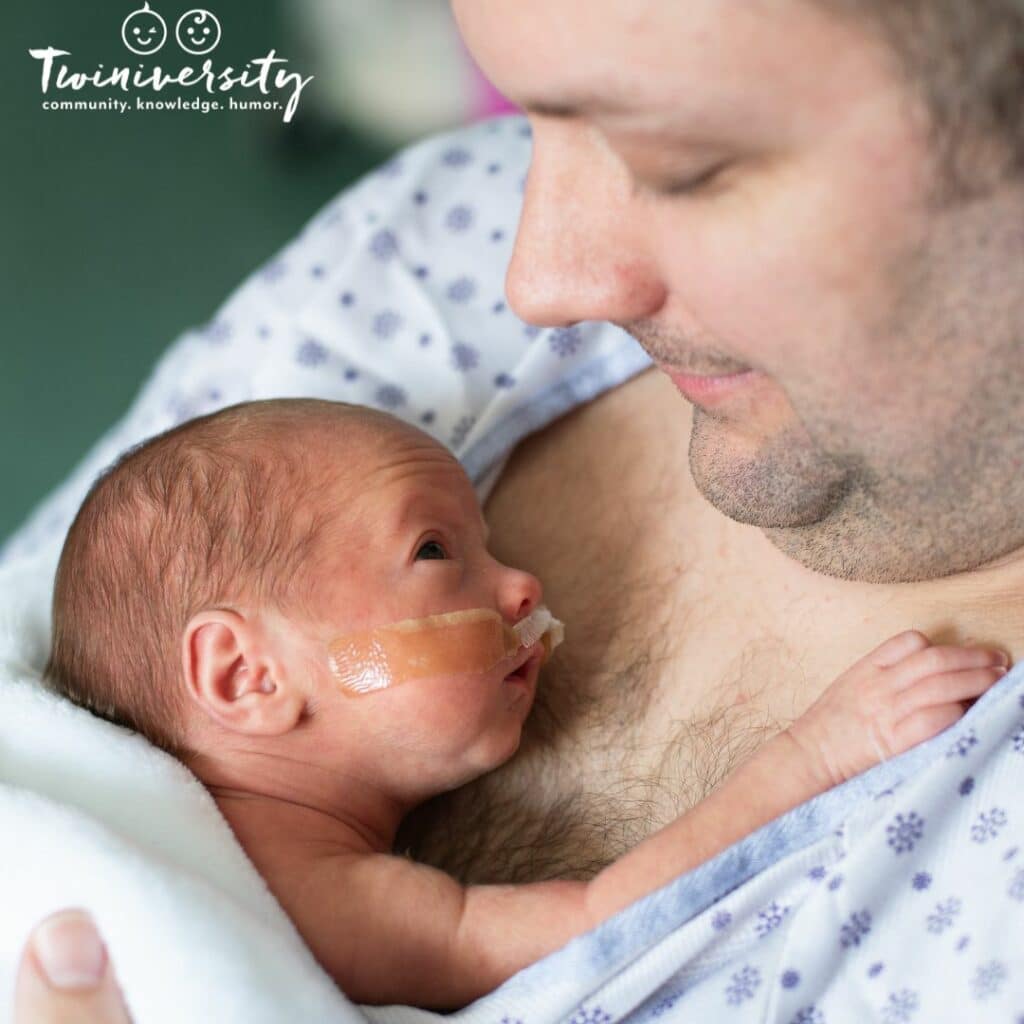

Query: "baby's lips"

xmin=502 ymin=640 xmax=544 ymax=680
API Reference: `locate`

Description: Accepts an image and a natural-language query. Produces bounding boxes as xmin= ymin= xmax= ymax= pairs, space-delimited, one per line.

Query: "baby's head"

xmin=46 ymin=399 xmax=549 ymax=798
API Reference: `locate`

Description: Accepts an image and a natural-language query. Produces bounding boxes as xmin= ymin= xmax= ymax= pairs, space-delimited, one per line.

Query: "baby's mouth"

xmin=503 ymin=644 xmax=542 ymax=685
xmin=501 ymin=607 xmax=565 ymax=685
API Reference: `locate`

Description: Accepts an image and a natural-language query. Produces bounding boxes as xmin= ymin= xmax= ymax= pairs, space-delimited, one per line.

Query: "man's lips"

xmin=665 ymin=367 xmax=766 ymax=405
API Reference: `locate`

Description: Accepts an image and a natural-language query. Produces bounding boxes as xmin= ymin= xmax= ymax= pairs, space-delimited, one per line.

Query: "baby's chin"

xmin=441 ymin=714 xmax=530 ymax=791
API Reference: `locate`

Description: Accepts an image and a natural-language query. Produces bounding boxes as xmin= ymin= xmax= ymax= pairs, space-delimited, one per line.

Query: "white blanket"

xmin=0 ymin=544 xmax=365 ymax=1024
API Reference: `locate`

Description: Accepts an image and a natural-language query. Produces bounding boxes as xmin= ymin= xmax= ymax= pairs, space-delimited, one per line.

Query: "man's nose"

xmin=498 ymin=566 xmax=543 ymax=625
xmin=506 ymin=119 xmax=667 ymax=328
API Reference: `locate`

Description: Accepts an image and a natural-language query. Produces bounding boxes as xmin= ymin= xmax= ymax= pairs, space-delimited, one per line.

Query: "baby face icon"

xmin=175 ymin=9 xmax=222 ymax=55
xmin=121 ymin=3 xmax=167 ymax=55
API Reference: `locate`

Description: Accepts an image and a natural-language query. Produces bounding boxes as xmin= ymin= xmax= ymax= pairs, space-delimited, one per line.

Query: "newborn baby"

xmin=45 ymin=398 xmax=1010 ymax=1010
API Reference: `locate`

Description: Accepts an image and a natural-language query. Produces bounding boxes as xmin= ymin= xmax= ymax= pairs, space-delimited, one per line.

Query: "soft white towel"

xmin=0 ymin=542 xmax=364 ymax=1023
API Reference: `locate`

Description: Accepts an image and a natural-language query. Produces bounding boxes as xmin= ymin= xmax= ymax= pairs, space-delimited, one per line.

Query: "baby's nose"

xmin=500 ymin=566 xmax=543 ymax=624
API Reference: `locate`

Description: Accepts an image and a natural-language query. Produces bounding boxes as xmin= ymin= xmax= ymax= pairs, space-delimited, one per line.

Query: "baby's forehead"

xmin=310 ymin=416 xmax=480 ymax=523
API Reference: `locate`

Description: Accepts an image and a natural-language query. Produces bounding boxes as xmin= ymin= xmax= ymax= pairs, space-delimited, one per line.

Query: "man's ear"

xmin=181 ymin=609 xmax=306 ymax=737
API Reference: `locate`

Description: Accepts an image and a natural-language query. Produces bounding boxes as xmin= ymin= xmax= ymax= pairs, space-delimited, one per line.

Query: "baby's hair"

xmin=44 ymin=398 xmax=403 ymax=760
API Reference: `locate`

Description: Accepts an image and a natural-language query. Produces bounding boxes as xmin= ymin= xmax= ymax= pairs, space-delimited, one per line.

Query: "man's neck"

xmin=705 ymin=504 xmax=1024 ymax=715
xmin=486 ymin=369 xmax=1024 ymax=743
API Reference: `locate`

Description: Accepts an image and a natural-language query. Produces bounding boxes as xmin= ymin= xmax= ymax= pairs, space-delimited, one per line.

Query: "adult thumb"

xmin=14 ymin=909 xmax=132 ymax=1024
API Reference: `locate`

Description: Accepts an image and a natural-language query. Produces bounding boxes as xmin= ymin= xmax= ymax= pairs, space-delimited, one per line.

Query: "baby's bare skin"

xmin=242 ymin=629 xmax=1006 ymax=1009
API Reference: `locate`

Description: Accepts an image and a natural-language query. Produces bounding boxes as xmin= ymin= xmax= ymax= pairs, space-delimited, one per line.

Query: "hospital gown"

xmin=3 ymin=117 xmax=1021 ymax=1023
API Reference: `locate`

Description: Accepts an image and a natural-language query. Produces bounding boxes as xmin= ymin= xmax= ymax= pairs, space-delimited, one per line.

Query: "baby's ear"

xmin=181 ymin=609 xmax=305 ymax=736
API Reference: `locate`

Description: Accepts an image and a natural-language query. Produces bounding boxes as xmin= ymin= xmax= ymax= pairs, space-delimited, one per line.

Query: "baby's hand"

xmin=786 ymin=630 xmax=1010 ymax=789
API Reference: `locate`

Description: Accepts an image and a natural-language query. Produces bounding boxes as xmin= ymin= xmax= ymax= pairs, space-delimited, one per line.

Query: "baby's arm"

xmin=298 ymin=631 xmax=1007 ymax=1009
xmin=586 ymin=630 xmax=1007 ymax=919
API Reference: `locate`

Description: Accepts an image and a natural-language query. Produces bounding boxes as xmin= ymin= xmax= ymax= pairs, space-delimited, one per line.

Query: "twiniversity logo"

xmin=29 ymin=4 xmax=314 ymax=122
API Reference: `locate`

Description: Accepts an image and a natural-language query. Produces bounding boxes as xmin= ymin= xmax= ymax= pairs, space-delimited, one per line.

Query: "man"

xmin=16 ymin=0 xmax=1024 ymax=1019
xmin=400 ymin=0 xmax=1024 ymax=884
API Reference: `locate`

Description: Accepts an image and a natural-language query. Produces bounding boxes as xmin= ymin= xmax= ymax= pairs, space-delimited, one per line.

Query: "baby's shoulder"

xmin=264 ymin=843 xmax=411 ymax=898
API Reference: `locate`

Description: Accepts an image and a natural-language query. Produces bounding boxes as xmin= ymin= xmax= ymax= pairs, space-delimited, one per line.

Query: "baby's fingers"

xmin=892 ymin=643 xmax=1009 ymax=689
xmin=894 ymin=665 xmax=1007 ymax=748
xmin=891 ymin=703 xmax=969 ymax=754
xmin=861 ymin=629 xmax=930 ymax=669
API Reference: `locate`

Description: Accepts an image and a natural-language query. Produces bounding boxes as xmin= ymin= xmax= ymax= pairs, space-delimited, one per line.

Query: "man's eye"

xmin=647 ymin=160 xmax=732 ymax=198
xmin=414 ymin=539 xmax=448 ymax=561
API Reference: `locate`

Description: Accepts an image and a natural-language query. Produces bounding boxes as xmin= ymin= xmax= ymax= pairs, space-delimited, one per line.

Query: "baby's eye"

xmin=414 ymin=539 xmax=448 ymax=561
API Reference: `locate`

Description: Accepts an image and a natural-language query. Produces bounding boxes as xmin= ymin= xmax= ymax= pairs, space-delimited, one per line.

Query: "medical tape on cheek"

xmin=327 ymin=605 xmax=565 ymax=697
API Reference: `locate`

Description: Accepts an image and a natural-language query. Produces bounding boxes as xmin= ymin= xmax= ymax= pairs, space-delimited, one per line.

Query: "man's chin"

xmin=687 ymin=408 xmax=849 ymax=530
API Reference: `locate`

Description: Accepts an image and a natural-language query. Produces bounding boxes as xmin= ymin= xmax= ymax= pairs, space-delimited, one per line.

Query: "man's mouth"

xmin=664 ymin=366 xmax=767 ymax=406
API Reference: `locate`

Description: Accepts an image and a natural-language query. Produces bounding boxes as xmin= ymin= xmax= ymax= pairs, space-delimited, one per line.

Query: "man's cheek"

xmin=655 ymin=163 xmax=872 ymax=374
xmin=793 ymin=370 xmax=949 ymax=467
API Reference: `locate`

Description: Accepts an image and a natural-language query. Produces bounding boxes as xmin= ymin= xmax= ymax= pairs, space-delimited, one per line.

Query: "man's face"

xmin=454 ymin=0 xmax=1024 ymax=583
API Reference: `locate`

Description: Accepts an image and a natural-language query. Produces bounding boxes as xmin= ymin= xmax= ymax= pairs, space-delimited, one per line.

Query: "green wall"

xmin=1 ymin=1 xmax=392 ymax=544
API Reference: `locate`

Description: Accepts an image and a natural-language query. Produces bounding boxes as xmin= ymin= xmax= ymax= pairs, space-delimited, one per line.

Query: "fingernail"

xmin=33 ymin=910 xmax=107 ymax=990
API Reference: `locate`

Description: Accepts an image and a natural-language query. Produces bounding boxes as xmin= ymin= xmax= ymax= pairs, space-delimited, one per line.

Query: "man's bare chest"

xmin=394 ymin=615 xmax=799 ymax=884
xmin=396 ymin=370 xmax=828 ymax=883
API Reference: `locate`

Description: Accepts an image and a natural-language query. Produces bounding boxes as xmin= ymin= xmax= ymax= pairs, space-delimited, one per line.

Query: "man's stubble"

xmin=686 ymin=184 xmax=1024 ymax=585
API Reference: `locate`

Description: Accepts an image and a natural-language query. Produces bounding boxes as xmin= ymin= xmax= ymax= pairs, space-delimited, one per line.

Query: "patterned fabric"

xmin=367 ymin=666 xmax=1021 ymax=1024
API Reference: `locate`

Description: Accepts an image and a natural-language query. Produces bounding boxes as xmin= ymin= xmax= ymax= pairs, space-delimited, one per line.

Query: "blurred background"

xmin=2 ymin=0 xmax=512 ymax=544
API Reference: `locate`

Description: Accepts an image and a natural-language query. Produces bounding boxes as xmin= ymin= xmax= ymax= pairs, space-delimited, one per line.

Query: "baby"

xmin=45 ymin=398 xmax=1010 ymax=1010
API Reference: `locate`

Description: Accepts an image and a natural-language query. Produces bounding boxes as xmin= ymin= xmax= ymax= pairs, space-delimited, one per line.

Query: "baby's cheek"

xmin=326 ymin=609 xmax=517 ymax=697
xmin=408 ymin=675 xmax=493 ymax=731
xmin=415 ymin=675 xmax=503 ymax=749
